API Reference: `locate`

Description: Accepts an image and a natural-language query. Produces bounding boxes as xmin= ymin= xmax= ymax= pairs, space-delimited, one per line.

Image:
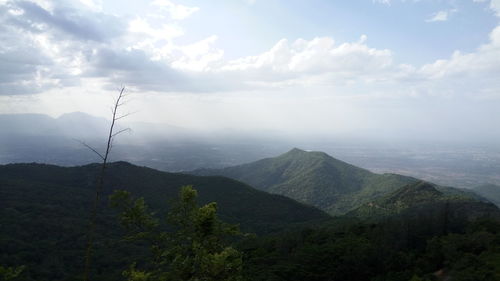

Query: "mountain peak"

xmin=192 ymin=148 xmax=417 ymax=215
xmin=397 ymin=181 xmax=442 ymax=197
xmin=287 ymin=148 xmax=307 ymax=154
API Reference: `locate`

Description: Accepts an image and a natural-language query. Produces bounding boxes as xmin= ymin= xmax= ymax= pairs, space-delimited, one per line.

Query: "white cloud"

xmin=151 ymin=0 xmax=199 ymax=20
xmin=0 ymin=0 xmax=499 ymax=102
xmin=222 ymin=37 xmax=393 ymax=77
xmin=472 ymin=0 xmax=500 ymax=17
xmin=128 ymin=17 xmax=184 ymax=41
xmin=171 ymin=35 xmax=224 ymax=71
xmin=373 ymin=0 xmax=391 ymax=5
xmin=78 ymin=0 xmax=102 ymax=11
xmin=425 ymin=10 xmax=455 ymax=22
xmin=420 ymin=26 xmax=500 ymax=76
xmin=491 ymin=0 xmax=500 ymax=17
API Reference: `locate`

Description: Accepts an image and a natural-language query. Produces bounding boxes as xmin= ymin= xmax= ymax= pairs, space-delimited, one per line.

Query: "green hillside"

xmin=474 ymin=184 xmax=500 ymax=207
xmin=192 ymin=148 xmax=418 ymax=215
xmin=349 ymin=181 xmax=500 ymax=220
xmin=0 ymin=162 xmax=329 ymax=280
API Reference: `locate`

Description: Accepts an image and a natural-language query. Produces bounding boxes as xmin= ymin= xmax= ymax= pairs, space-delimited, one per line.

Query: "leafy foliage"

xmin=110 ymin=186 xmax=244 ymax=281
xmin=0 ymin=266 xmax=25 ymax=281
xmin=241 ymin=217 xmax=500 ymax=281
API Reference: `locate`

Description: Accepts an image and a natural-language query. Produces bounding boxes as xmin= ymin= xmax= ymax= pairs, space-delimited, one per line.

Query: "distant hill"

xmin=348 ymin=181 xmax=500 ymax=220
xmin=0 ymin=113 xmax=288 ymax=171
xmin=0 ymin=112 xmax=109 ymax=139
xmin=191 ymin=148 xmax=421 ymax=215
xmin=474 ymin=184 xmax=500 ymax=207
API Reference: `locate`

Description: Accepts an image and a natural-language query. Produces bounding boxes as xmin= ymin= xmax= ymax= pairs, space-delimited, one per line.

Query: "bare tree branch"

xmin=111 ymin=128 xmax=131 ymax=138
xmin=115 ymin=112 xmax=135 ymax=121
xmin=83 ymin=86 xmax=131 ymax=281
xmin=73 ymin=139 xmax=105 ymax=160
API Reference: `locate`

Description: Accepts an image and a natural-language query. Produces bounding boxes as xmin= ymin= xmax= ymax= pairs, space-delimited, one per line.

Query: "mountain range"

xmin=191 ymin=148 xmax=419 ymax=215
xmin=2 ymin=150 xmax=499 ymax=280
xmin=191 ymin=148 xmax=494 ymax=215
xmin=0 ymin=113 xmax=287 ymax=171
xmin=0 ymin=162 xmax=329 ymax=280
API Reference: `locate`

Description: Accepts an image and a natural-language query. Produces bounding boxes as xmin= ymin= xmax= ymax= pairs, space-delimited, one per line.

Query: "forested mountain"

xmin=191 ymin=148 xmax=420 ymax=215
xmin=0 ymin=162 xmax=329 ymax=280
xmin=191 ymin=148 xmax=492 ymax=216
xmin=349 ymin=181 xmax=500 ymax=220
xmin=474 ymin=184 xmax=500 ymax=207
xmin=2 ymin=161 xmax=499 ymax=280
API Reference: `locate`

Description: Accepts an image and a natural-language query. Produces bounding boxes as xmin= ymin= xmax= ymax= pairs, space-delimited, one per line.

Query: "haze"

xmin=0 ymin=0 xmax=499 ymax=142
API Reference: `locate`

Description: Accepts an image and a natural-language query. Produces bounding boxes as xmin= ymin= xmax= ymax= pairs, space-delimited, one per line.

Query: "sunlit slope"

xmin=192 ymin=148 xmax=419 ymax=215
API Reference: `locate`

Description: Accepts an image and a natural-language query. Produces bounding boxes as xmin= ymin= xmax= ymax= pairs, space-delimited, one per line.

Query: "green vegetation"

xmin=193 ymin=149 xmax=486 ymax=216
xmin=241 ymin=217 xmax=500 ymax=281
xmin=193 ymin=148 xmax=419 ymax=215
xmin=1 ymin=160 xmax=500 ymax=280
xmin=474 ymin=184 xmax=500 ymax=207
xmin=0 ymin=266 xmax=25 ymax=281
xmin=348 ymin=181 xmax=499 ymax=219
xmin=110 ymin=186 xmax=243 ymax=281
xmin=0 ymin=162 xmax=328 ymax=280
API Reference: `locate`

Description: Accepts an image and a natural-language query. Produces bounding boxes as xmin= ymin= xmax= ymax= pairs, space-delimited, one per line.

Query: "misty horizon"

xmin=1 ymin=0 xmax=500 ymax=143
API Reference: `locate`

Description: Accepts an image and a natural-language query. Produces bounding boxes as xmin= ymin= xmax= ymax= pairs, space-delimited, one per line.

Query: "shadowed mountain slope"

xmin=474 ymin=184 xmax=500 ymax=207
xmin=0 ymin=162 xmax=329 ymax=232
xmin=0 ymin=162 xmax=330 ymax=280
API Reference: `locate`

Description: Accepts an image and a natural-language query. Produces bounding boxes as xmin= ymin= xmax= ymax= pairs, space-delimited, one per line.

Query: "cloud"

xmin=0 ymin=0 xmax=499 ymax=102
xmin=10 ymin=1 xmax=125 ymax=42
xmin=472 ymin=0 xmax=500 ymax=17
xmin=425 ymin=10 xmax=451 ymax=22
xmin=220 ymin=36 xmax=396 ymax=85
xmin=151 ymin=0 xmax=199 ymax=20
xmin=0 ymin=0 xmax=129 ymax=94
xmin=491 ymin=0 xmax=500 ymax=17
xmin=372 ymin=0 xmax=391 ymax=5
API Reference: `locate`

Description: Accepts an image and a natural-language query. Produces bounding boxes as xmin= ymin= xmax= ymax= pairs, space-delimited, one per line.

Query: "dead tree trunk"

xmin=82 ymin=87 xmax=131 ymax=281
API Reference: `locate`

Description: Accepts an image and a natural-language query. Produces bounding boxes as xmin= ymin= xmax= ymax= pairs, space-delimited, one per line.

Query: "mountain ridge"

xmin=190 ymin=148 xmax=420 ymax=215
xmin=0 ymin=161 xmax=330 ymax=232
xmin=349 ymin=180 xmax=500 ymax=221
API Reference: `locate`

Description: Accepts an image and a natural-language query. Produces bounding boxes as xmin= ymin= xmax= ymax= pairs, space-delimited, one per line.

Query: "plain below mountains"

xmin=191 ymin=148 xmax=487 ymax=216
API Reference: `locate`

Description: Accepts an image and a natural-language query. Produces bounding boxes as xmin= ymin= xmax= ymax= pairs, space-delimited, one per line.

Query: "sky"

xmin=0 ymin=0 xmax=500 ymax=142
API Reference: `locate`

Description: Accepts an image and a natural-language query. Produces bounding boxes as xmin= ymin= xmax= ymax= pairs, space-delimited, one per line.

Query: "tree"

xmin=0 ymin=266 xmax=24 ymax=281
xmin=82 ymin=87 xmax=131 ymax=281
xmin=110 ymin=186 xmax=244 ymax=281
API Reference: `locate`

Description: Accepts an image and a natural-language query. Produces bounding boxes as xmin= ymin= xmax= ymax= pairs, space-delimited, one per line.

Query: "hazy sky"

xmin=1 ymin=0 xmax=500 ymax=141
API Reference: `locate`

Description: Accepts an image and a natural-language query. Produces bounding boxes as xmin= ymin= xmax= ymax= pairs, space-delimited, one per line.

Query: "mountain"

xmin=191 ymin=148 xmax=420 ymax=215
xmin=0 ymin=113 xmax=288 ymax=171
xmin=0 ymin=112 xmax=109 ymax=139
xmin=348 ymin=181 xmax=500 ymax=222
xmin=0 ymin=162 xmax=328 ymax=232
xmin=0 ymin=162 xmax=329 ymax=280
xmin=474 ymin=184 xmax=500 ymax=207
